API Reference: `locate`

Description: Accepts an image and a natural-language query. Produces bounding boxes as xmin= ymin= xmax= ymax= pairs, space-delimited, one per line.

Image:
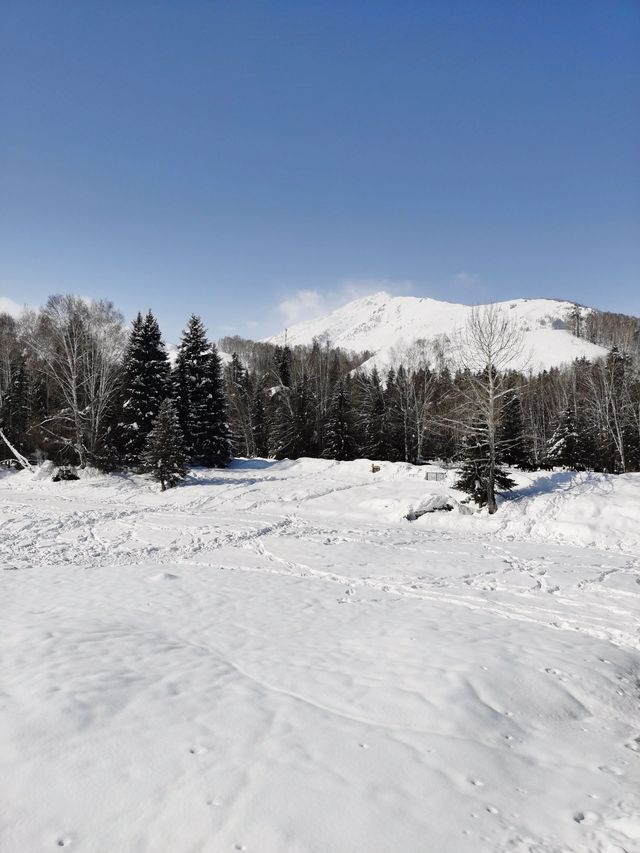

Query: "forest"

xmin=1 ymin=295 xmax=639 ymax=494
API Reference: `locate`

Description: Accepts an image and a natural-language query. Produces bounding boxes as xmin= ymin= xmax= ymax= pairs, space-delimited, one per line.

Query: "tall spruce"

xmin=206 ymin=343 xmax=232 ymax=467
xmin=362 ymin=368 xmax=388 ymax=460
xmin=172 ymin=317 xmax=232 ymax=467
xmin=270 ymin=373 xmax=316 ymax=459
xmin=227 ymin=352 xmax=252 ymax=456
xmin=545 ymin=407 xmax=580 ymax=469
xmin=323 ymin=378 xmax=357 ymax=461
xmin=119 ymin=311 xmax=170 ymax=467
xmin=250 ymin=381 xmax=270 ymax=457
xmin=499 ymin=391 xmax=530 ymax=468
xmin=141 ymin=398 xmax=189 ymax=491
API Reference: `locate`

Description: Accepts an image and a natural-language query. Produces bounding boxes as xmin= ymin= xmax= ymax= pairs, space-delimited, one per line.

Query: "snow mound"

xmin=417 ymin=469 xmax=640 ymax=552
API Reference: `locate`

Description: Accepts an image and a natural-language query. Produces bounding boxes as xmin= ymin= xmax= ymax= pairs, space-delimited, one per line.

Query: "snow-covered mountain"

xmin=265 ymin=292 xmax=609 ymax=372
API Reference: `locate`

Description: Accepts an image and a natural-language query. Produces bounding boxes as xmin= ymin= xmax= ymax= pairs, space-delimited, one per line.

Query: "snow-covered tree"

xmin=455 ymin=420 xmax=516 ymax=508
xmin=250 ymin=382 xmax=269 ymax=457
xmin=205 ymin=343 xmax=232 ymax=467
xmin=499 ymin=390 xmax=530 ymax=468
xmin=545 ymin=407 xmax=580 ymax=468
xmin=141 ymin=398 xmax=189 ymax=491
xmin=323 ymin=378 xmax=357 ymax=461
xmin=28 ymin=295 xmax=126 ymax=467
xmin=119 ymin=311 xmax=171 ymax=467
xmin=173 ymin=315 xmax=231 ymax=466
xmin=270 ymin=373 xmax=316 ymax=459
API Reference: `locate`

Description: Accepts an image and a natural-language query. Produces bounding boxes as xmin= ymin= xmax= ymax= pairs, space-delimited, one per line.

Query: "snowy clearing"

xmin=1 ymin=459 xmax=639 ymax=853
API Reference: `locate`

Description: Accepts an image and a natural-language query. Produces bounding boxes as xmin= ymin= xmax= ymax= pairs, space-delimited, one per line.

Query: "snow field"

xmin=1 ymin=458 xmax=639 ymax=852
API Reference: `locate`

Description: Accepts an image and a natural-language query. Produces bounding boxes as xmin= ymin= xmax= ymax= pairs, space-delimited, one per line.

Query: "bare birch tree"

xmin=454 ymin=305 xmax=526 ymax=513
xmin=27 ymin=295 xmax=126 ymax=466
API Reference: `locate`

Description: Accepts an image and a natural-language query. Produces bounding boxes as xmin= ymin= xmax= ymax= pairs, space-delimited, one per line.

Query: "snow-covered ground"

xmin=1 ymin=459 xmax=639 ymax=853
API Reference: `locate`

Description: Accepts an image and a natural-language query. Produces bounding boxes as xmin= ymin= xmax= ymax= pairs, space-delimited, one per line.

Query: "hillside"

xmin=266 ymin=292 xmax=610 ymax=372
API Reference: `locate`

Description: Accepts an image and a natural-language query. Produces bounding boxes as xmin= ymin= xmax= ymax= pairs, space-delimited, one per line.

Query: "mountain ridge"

xmin=265 ymin=291 xmax=610 ymax=373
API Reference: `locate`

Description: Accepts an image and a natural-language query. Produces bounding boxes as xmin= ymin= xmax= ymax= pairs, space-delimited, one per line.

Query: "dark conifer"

xmin=205 ymin=343 xmax=232 ymax=467
xmin=119 ymin=311 xmax=170 ymax=467
xmin=545 ymin=407 xmax=580 ymax=469
xmin=499 ymin=391 xmax=530 ymax=468
xmin=323 ymin=378 xmax=357 ymax=461
xmin=141 ymin=398 xmax=189 ymax=491
xmin=362 ymin=368 xmax=388 ymax=460
xmin=455 ymin=421 xmax=516 ymax=508
xmin=270 ymin=373 xmax=316 ymax=459
xmin=250 ymin=382 xmax=270 ymax=457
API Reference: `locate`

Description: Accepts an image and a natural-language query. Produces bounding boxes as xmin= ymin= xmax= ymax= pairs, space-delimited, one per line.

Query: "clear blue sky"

xmin=1 ymin=0 xmax=639 ymax=341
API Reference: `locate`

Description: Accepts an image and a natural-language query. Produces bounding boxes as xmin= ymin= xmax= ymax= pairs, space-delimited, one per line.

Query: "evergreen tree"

xmin=0 ymin=357 xmax=31 ymax=454
xmin=227 ymin=352 xmax=252 ymax=456
xmin=499 ymin=391 xmax=530 ymax=468
xmin=119 ymin=311 xmax=170 ymax=467
xmin=273 ymin=344 xmax=292 ymax=387
xmin=455 ymin=419 xmax=516 ymax=508
xmin=141 ymin=398 xmax=189 ymax=491
xmin=173 ymin=314 xmax=211 ymax=454
xmin=383 ymin=368 xmax=407 ymax=462
xmin=173 ymin=315 xmax=231 ymax=465
xmin=323 ymin=378 xmax=357 ymax=461
xmin=250 ymin=382 xmax=270 ymax=457
xmin=545 ymin=407 xmax=580 ymax=468
xmin=205 ymin=343 xmax=232 ymax=467
xmin=361 ymin=368 xmax=388 ymax=460
xmin=270 ymin=373 xmax=316 ymax=459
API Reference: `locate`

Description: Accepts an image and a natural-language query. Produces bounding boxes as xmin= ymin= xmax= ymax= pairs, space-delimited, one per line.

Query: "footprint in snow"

xmin=573 ymin=810 xmax=600 ymax=825
xmin=598 ymin=764 xmax=625 ymax=776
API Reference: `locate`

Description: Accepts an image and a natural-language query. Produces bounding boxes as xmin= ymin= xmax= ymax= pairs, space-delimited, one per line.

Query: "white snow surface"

xmin=265 ymin=292 xmax=609 ymax=372
xmin=1 ymin=459 xmax=639 ymax=852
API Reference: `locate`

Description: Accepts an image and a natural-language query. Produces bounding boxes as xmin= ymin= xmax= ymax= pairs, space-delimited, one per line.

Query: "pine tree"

xmin=323 ymin=378 xmax=357 ymax=461
xmin=141 ymin=398 xmax=189 ymax=491
xmin=119 ymin=311 xmax=171 ymax=467
xmin=270 ymin=373 xmax=316 ymax=459
xmin=0 ymin=357 xmax=31 ymax=455
xmin=383 ymin=368 xmax=406 ymax=462
xmin=361 ymin=369 xmax=388 ymax=460
xmin=173 ymin=314 xmax=211 ymax=454
xmin=227 ymin=352 xmax=252 ymax=456
xmin=173 ymin=315 xmax=231 ymax=465
xmin=545 ymin=407 xmax=580 ymax=469
xmin=499 ymin=391 xmax=530 ymax=468
xmin=274 ymin=345 xmax=292 ymax=387
xmin=205 ymin=343 xmax=232 ymax=467
xmin=455 ymin=419 xmax=516 ymax=508
xmin=250 ymin=382 xmax=270 ymax=457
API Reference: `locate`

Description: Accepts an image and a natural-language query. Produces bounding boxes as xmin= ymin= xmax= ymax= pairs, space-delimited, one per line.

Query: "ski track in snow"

xmin=1 ymin=459 xmax=639 ymax=853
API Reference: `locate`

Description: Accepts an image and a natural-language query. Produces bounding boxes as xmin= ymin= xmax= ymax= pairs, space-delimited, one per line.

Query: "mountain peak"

xmin=266 ymin=292 xmax=609 ymax=372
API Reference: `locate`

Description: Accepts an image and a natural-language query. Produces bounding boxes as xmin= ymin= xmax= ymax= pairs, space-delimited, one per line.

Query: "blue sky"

xmin=1 ymin=0 xmax=639 ymax=341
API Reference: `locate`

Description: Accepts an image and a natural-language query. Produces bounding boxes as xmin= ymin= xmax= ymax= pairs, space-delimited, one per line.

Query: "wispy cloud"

xmin=454 ymin=271 xmax=480 ymax=285
xmin=275 ymin=277 xmax=415 ymax=328
xmin=0 ymin=296 xmax=28 ymax=318
xmin=277 ymin=289 xmax=326 ymax=326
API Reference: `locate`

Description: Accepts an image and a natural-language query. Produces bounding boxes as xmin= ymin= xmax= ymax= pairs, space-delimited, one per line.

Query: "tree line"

xmin=1 ymin=295 xmax=639 ymax=501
